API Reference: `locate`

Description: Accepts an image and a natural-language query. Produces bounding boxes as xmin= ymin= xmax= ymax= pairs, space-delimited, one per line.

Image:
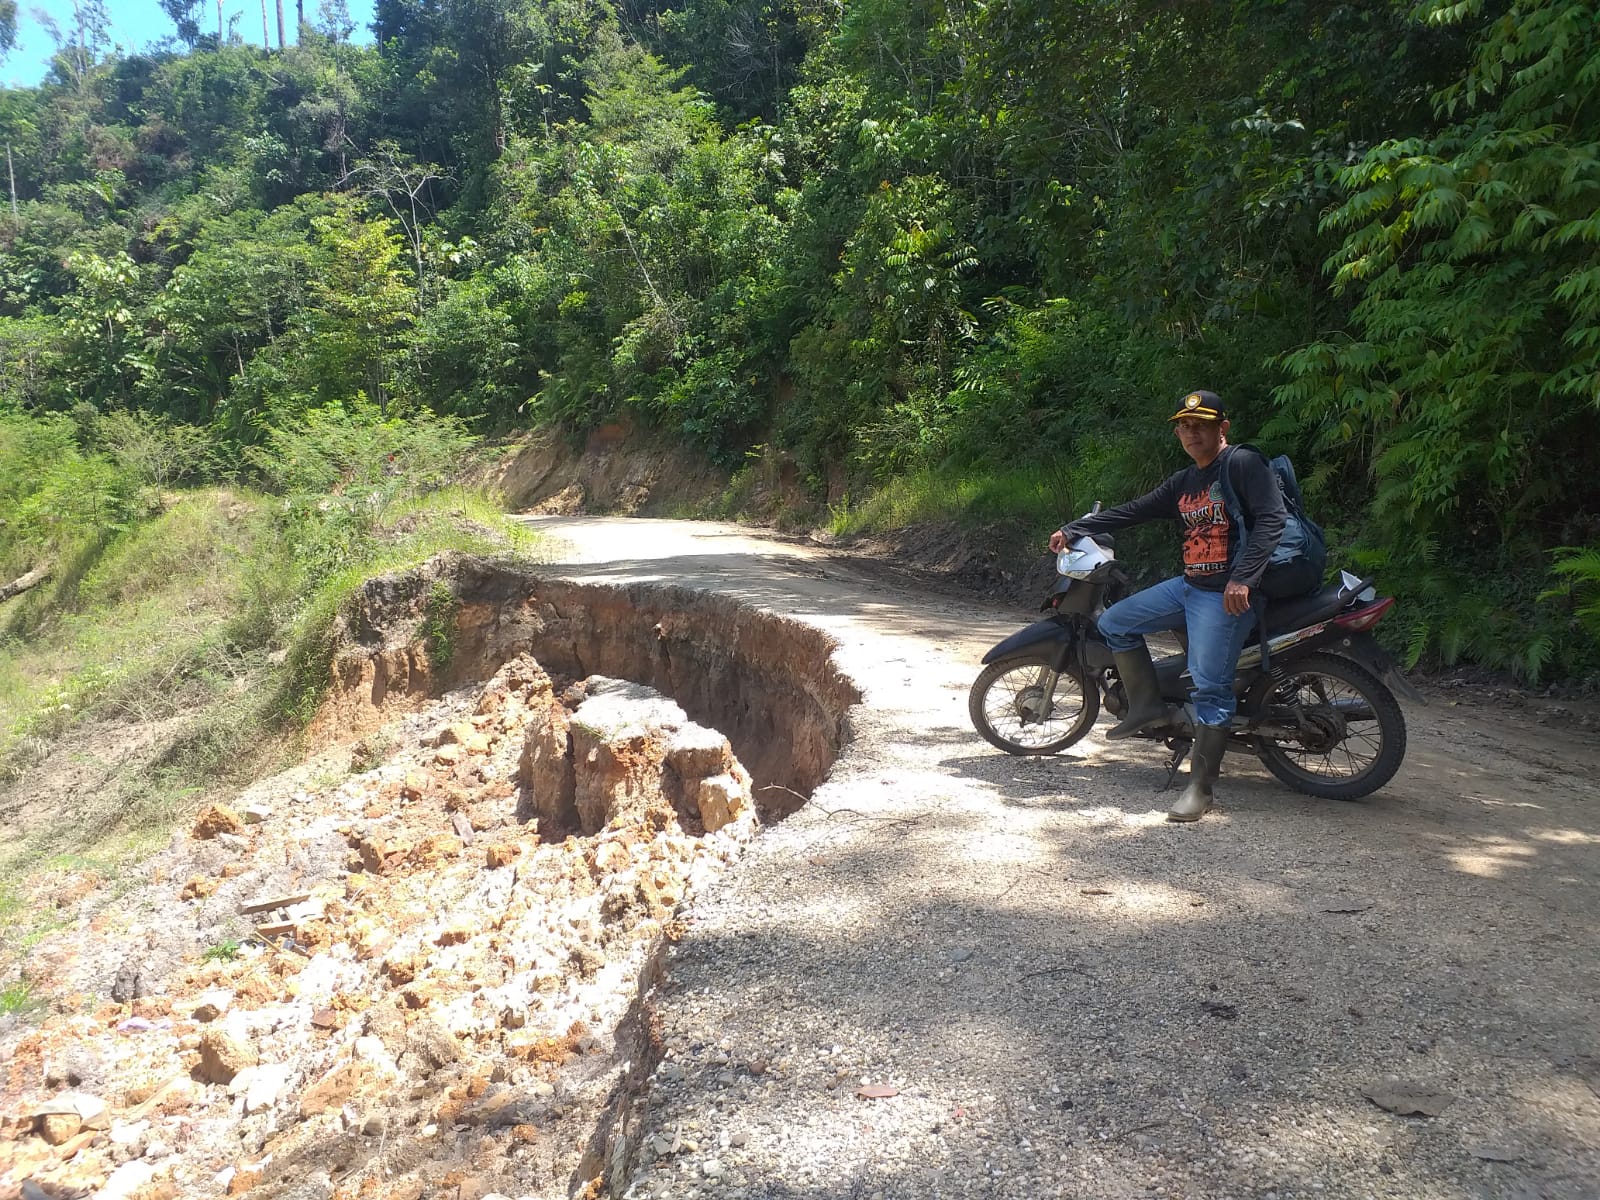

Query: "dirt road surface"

xmin=527 ymin=515 xmax=1600 ymax=1200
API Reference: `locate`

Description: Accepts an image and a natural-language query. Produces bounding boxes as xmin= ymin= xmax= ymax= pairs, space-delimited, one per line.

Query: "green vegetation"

xmin=421 ymin=581 xmax=460 ymax=672
xmin=0 ymin=0 xmax=1595 ymax=680
xmin=0 ymin=404 xmax=534 ymax=943
xmin=201 ymin=939 xmax=242 ymax=964
xmin=0 ymin=982 xmax=38 ymax=1015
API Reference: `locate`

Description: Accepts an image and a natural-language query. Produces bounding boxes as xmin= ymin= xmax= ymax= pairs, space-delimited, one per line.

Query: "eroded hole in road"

xmin=0 ymin=555 xmax=860 ymax=1200
xmin=319 ymin=554 xmax=862 ymax=822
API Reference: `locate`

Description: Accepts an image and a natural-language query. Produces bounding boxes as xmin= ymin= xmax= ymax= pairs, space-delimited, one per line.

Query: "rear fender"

xmin=1320 ymin=631 xmax=1428 ymax=706
xmin=981 ymin=616 xmax=1077 ymax=667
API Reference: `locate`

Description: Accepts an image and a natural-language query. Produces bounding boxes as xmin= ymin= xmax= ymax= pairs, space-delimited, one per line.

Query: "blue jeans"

xmin=1098 ymin=576 xmax=1257 ymax=727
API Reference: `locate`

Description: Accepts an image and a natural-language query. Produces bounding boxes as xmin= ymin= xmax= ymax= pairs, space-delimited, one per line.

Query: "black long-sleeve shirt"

xmin=1065 ymin=447 xmax=1287 ymax=591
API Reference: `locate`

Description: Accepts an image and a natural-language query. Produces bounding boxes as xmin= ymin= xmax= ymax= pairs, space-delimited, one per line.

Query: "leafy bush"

xmin=244 ymin=398 xmax=476 ymax=497
xmin=92 ymin=411 xmax=220 ymax=490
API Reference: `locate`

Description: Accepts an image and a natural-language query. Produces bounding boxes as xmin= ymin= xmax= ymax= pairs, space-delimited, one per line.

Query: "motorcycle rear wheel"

xmin=969 ymin=655 xmax=1099 ymax=756
xmin=1252 ymin=652 xmax=1406 ymax=800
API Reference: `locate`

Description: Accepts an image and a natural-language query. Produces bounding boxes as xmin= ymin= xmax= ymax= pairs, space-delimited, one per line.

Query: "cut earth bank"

xmin=6 ymin=513 xmax=1600 ymax=1200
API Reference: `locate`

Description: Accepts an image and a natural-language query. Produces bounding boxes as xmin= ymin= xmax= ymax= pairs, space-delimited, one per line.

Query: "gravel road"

xmin=526 ymin=516 xmax=1600 ymax=1200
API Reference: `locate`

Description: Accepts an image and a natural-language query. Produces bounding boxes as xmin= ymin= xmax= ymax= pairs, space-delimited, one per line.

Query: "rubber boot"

xmin=1106 ymin=647 xmax=1170 ymax=740
xmin=1168 ymin=724 xmax=1229 ymax=822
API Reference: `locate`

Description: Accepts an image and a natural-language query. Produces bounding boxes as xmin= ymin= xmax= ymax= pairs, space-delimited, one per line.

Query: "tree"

xmin=0 ymin=0 xmax=18 ymax=61
xmin=339 ymin=142 xmax=448 ymax=317
xmin=58 ymin=250 xmax=146 ymax=407
xmin=304 ymin=195 xmax=414 ymax=414
xmin=1279 ymin=0 xmax=1600 ymax=542
xmin=316 ymin=0 xmax=354 ymax=42
xmin=160 ymin=0 xmax=204 ymax=47
xmin=37 ymin=0 xmax=113 ymax=90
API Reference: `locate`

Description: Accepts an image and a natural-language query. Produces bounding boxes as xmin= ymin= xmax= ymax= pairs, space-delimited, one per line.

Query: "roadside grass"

xmin=0 ymin=982 xmax=39 ymax=1016
xmin=275 ymin=486 xmax=539 ymax=725
xmin=825 ymin=463 xmax=1075 ymax=539
xmin=0 ymin=492 xmax=271 ymax=776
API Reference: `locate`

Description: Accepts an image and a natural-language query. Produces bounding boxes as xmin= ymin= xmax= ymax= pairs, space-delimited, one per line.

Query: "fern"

xmin=1544 ymin=545 xmax=1600 ymax=641
xmin=1521 ymin=635 xmax=1555 ymax=684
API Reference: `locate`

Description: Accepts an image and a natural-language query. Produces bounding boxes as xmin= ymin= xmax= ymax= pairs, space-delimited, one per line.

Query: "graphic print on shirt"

xmin=1179 ymin=482 xmax=1231 ymax=578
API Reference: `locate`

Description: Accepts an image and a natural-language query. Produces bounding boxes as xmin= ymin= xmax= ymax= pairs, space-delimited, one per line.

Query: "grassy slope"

xmin=0 ymin=484 xmax=539 ymax=977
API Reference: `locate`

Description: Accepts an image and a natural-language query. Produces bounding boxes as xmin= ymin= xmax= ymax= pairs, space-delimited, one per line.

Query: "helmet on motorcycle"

xmin=1057 ymin=535 xmax=1115 ymax=581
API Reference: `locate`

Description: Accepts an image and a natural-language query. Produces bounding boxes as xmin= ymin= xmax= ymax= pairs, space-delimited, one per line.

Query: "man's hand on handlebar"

xmin=1049 ymin=529 xmax=1069 ymax=553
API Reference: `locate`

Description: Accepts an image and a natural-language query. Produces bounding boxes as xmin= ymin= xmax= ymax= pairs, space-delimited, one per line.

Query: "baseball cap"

xmin=1167 ymin=390 xmax=1227 ymax=422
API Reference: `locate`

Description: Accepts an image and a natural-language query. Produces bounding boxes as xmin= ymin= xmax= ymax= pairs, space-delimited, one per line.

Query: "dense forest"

xmin=2 ymin=0 xmax=1599 ymax=680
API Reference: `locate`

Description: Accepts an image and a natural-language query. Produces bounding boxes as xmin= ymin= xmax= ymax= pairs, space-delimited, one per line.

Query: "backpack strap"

xmin=1215 ymin=446 xmax=1271 ymax=672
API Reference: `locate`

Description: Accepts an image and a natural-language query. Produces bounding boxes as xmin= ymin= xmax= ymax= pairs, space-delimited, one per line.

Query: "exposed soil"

xmin=0 ymin=589 xmax=819 ymax=1200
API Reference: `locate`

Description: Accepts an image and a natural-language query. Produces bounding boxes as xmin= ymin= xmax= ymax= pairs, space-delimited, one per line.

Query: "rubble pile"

xmin=1 ymin=654 xmax=757 ymax=1200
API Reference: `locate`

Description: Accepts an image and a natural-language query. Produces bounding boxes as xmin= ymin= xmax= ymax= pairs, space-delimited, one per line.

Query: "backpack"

xmin=1217 ymin=444 xmax=1328 ymax=600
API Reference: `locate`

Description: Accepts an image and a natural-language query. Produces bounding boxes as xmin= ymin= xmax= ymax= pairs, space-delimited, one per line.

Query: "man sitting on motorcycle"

xmin=1048 ymin=390 xmax=1285 ymax=822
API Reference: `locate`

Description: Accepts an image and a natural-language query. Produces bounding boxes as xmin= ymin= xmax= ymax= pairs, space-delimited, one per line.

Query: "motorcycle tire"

xmin=969 ymin=654 xmax=1099 ymax=756
xmin=1251 ymin=652 xmax=1406 ymax=800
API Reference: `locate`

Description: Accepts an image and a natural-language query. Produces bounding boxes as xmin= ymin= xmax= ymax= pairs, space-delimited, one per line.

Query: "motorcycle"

xmin=968 ymin=518 xmax=1425 ymax=800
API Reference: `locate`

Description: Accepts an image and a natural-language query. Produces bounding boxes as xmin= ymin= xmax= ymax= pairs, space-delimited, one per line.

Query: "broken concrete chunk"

xmin=299 ymin=1063 xmax=369 ymax=1118
xmin=665 ymin=723 xmax=733 ymax=781
xmin=693 ymin=772 xmax=751 ymax=834
xmin=197 ymin=1029 xmax=257 ymax=1085
xmin=32 ymin=1090 xmax=109 ymax=1144
xmin=110 ymin=958 xmax=145 ymax=1004
xmin=232 ymin=1063 xmax=292 ymax=1114
xmin=403 ymin=1020 xmax=461 ymax=1075
xmin=520 ymin=699 xmax=576 ymax=832
xmin=571 ymin=680 xmax=688 ymax=743
xmin=433 ymin=721 xmax=476 ymax=747
xmin=192 ymin=804 xmax=245 ymax=840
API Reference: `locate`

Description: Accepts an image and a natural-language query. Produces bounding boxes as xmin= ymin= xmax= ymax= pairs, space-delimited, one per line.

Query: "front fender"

xmin=981 ymin=616 xmax=1077 ymax=665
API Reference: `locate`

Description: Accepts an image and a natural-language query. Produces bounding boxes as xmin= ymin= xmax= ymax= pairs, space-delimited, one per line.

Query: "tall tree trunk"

xmin=296 ymin=0 xmax=303 ymax=38
xmin=275 ymin=0 xmax=285 ymax=47
xmin=260 ymin=0 xmax=269 ymax=46
xmin=217 ymin=0 xmax=223 ymax=40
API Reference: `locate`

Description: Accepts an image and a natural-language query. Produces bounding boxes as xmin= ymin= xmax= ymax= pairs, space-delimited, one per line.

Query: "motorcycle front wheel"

xmin=969 ymin=655 xmax=1099 ymax=755
xmin=1252 ymin=652 xmax=1406 ymax=800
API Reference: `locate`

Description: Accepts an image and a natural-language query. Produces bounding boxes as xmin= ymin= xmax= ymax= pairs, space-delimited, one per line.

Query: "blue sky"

xmin=3 ymin=0 xmax=377 ymax=88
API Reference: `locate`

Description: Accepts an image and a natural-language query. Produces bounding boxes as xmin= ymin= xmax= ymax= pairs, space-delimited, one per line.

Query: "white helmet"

xmin=1056 ymin=534 xmax=1116 ymax=580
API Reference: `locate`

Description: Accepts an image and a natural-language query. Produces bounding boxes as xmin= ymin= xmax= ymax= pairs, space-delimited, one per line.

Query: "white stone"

xmin=109 ymin=1119 xmax=150 ymax=1145
xmin=294 ymin=954 xmax=343 ymax=1003
xmin=192 ymin=989 xmax=234 ymax=1022
xmin=97 ymin=1160 xmax=158 ymax=1200
xmin=239 ymin=1063 xmax=293 ymax=1114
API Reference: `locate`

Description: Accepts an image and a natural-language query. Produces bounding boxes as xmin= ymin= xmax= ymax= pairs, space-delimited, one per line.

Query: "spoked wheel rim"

xmin=968 ymin=656 xmax=1098 ymax=755
xmin=1272 ymin=671 xmax=1382 ymax=778
xmin=1254 ymin=652 xmax=1406 ymax=800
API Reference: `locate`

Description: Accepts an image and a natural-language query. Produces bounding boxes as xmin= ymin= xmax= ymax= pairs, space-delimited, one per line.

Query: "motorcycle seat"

xmin=1251 ymin=582 xmax=1352 ymax=641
